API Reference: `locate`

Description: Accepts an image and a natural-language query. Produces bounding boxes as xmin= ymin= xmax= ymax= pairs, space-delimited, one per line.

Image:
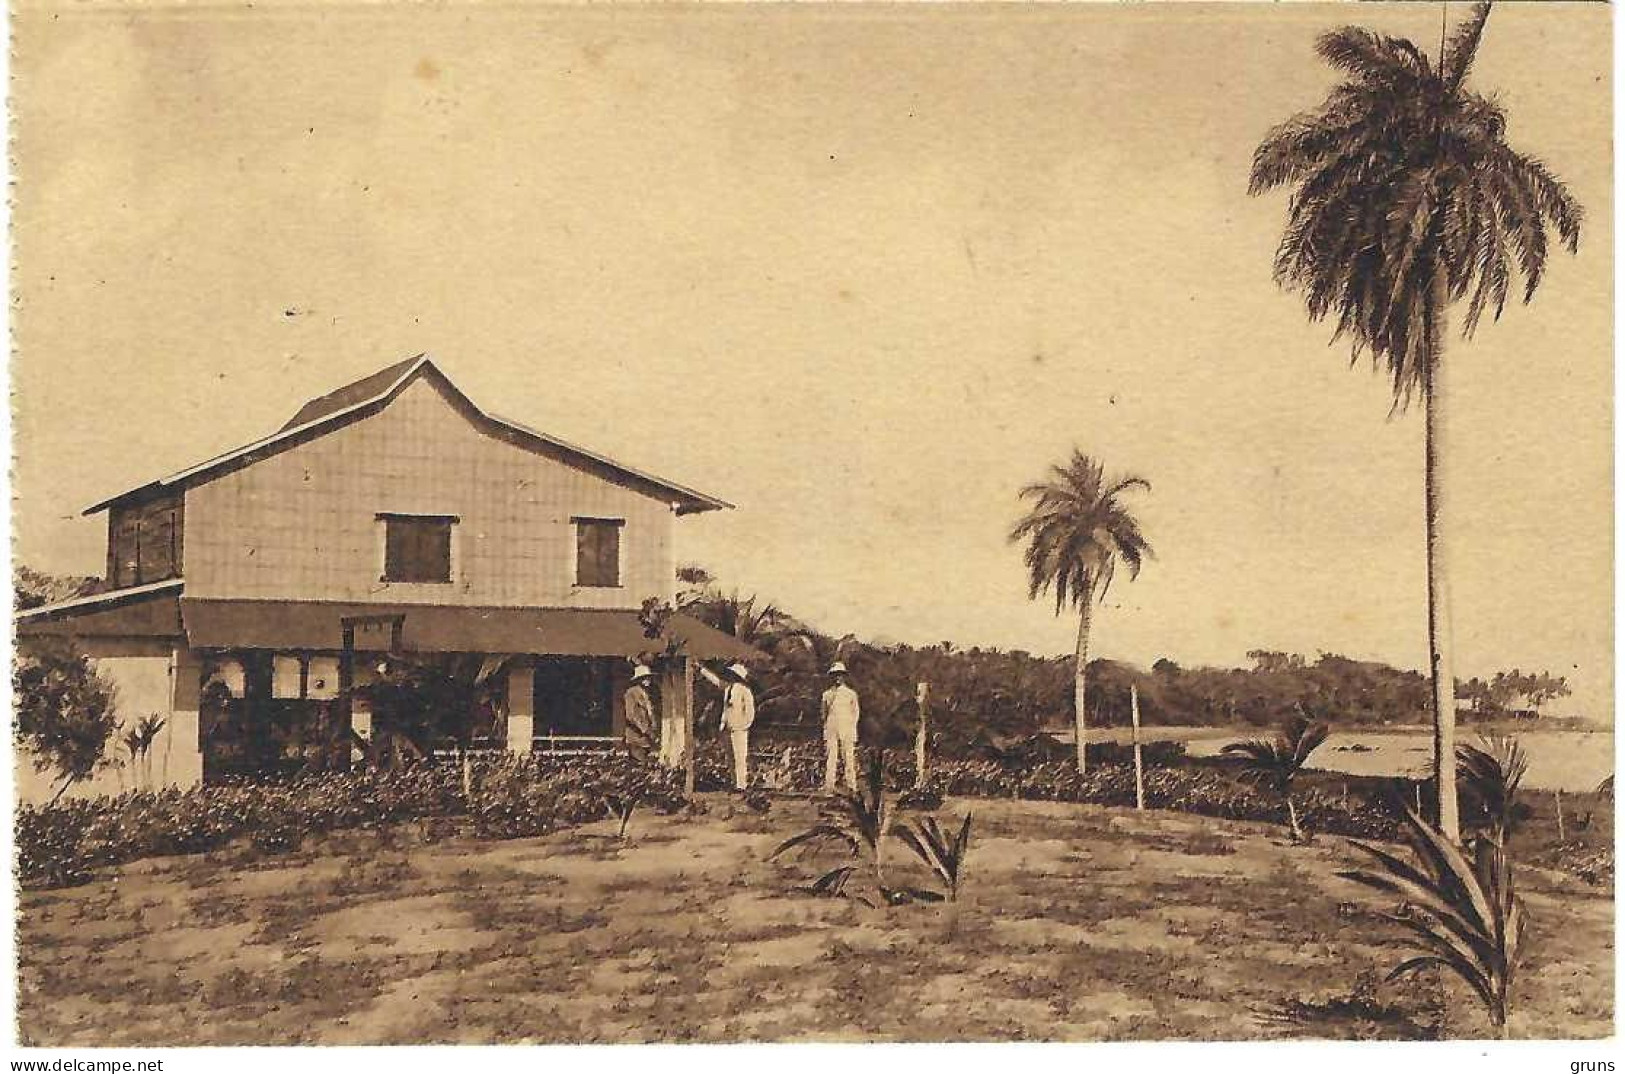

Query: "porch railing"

xmin=532 ymin=734 xmax=621 ymax=757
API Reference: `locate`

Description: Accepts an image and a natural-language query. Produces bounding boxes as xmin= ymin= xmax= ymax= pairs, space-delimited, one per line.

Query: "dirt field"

xmin=15 ymin=796 xmax=1612 ymax=1044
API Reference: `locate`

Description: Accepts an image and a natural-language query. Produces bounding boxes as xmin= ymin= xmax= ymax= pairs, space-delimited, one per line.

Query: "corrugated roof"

xmin=83 ymin=355 xmax=732 ymax=515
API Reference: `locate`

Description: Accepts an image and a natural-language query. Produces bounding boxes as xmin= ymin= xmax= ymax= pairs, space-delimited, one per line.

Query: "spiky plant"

xmin=1456 ymin=735 xmax=1528 ymax=846
xmin=1250 ymin=1 xmax=1583 ymax=841
xmin=895 ymin=812 xmax=974 ymax=902
xmin=1341 ymin=802 xmax=1525 ymax=1037
xmin=771 ymin=750 xmax=893 ymax=893
xmin=1221 ymin=713 xmax=1330 ymax=842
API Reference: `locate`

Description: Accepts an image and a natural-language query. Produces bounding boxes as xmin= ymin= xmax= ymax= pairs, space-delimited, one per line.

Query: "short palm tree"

xmin=1249 ymin=1 xmax=1582 ymax=841
xmin=1010 ymin=450 xmax=1152 ymax=774
xmin=1341 ymin=801 xmax=1526 ymax=1037
xmin=1456 ymin=735 xmax=1529 ymax=847
xmin=1222 ymin=712 xmax=1331 ymax=843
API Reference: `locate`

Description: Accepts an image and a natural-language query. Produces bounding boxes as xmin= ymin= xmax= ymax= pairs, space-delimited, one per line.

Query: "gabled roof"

xmin=83 ymin=355 xmax=732 ymax=516
xmin=278 ymin=355 xmax=422 ymax=432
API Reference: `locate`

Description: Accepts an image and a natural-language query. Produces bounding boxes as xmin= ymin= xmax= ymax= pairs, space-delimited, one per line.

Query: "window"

xmin=573 ymin=517 xmax=623 ymax=587
xmin=379 ymin=513 xmax=456 ymax=583
xmin=109 ymin=498 xmax=182 ymax=588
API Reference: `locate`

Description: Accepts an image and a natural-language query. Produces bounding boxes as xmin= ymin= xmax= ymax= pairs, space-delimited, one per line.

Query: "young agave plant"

xmin=894 ymin=812 xmax=974 ymax=902
xmin=1340 ymin=803 xmax=1525 ymax=1037
xmin=771 ymin=751 xmax=894 ymax=892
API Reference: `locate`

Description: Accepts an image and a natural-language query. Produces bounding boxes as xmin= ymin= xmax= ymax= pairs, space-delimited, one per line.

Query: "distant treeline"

xmin=15 ymin=567 xmax=1577 ymax=749
xmin=680 ymin=578 xmax=1576 ymax=743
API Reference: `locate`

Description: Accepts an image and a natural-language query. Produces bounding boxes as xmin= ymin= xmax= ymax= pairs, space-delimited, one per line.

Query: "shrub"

xmin=16 ymin=752 xmax=690 ymax=889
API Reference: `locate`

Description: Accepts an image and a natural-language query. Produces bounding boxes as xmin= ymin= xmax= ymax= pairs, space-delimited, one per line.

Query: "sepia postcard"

xmin=5 ymin=0 xmax=1614 ymax=1057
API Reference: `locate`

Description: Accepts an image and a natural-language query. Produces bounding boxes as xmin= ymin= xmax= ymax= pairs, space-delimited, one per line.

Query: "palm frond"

xmin=1340 ymin=802 xmax=1524 ymax=1032
xmin=1442 ymin=2 xmax=1493 ymax=93
xmin=1456 ymin=735 xmax=1529 ymax=845
xmin=1010 ymin=450 xmax=1152 ymax=613
xmin=894 ymin=811 xmax=975 ymax=901
xmin=771 ymin=824 xmax=862 ymax=860
xmin=1251 ymin=2 xmax=1582 ymax=413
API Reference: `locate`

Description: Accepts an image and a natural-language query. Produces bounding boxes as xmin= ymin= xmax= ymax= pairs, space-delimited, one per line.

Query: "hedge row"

xmin=19 ymin=742 xmax=1406 ymax=891
xmin=16 ymin=755 xmax=686 ymax=890
xmin=692 ymin=739 xmax=1402 ymax=842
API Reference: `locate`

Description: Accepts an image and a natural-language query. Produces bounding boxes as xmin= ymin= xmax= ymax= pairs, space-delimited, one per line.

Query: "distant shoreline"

xmin=1053 ymin=720 xmax=1612 ymax=741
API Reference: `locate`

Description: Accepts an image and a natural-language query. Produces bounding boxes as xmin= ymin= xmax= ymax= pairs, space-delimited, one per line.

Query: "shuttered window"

xmin=109 ymin=498 xmax=182 ymax=587
xmin=139 ymin=509 xmax=178 ymax=583
xmin=380 ymin=514 xmax=456 ymax=583
xmin=573 ymin=517 xmax=623 ymax=587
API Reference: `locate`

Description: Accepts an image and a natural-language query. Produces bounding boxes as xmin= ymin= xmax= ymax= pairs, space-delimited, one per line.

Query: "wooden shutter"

xmin=598 ymin=524 xmax=621 ymax=587
xmin=140 ymin=508 xmax=177 ymax=583
xmin=114 ymin=512 xmax=141 ymax=587
xmin=382 ymin=515 xmax=454 ymax=583
xmin=576 ymin=522 xmax=600 ymax=586
xmin=574 ymin=519 xmax=623 ymax=587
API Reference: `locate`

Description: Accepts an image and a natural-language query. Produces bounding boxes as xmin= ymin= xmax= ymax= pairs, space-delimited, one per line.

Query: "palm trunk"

xmin=1424 ymin=266 xmax=1460 ymax=842
xmin=47 ymin=774 xmax=77 ymax=807
xmin=1074 ymin=597 xmax=1093 ymax=776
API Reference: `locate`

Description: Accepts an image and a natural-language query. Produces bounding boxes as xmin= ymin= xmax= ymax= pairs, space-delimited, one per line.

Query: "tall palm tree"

xmin=1010 ymin=450 xmax=1152 ymax=774
xmin=1249 ymin=1 xmax=1581 ymax=840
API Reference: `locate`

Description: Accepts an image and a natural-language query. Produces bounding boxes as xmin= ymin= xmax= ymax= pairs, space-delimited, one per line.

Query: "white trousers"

xmin=824 ymin=717 xmax=859 ymax=791
xmin=728 ymin=728 xmax=751 ymax=789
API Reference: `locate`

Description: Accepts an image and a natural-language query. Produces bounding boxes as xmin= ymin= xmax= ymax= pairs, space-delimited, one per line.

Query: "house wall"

xmin=15 ymin=640 xmax=202 ymax=804
xmin=182 ymin=375 xmax=676 ymax=609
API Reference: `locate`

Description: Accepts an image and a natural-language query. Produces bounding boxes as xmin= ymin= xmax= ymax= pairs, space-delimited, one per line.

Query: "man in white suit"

xmin=698 ymin=661 xmax=755 ymax=789
xmin=821 ymin=662 xmax=862 ymax=793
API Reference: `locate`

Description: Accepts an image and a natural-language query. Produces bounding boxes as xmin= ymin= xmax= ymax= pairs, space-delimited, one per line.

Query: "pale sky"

xmin=10 ymin=2 xmax=1613 ymax=719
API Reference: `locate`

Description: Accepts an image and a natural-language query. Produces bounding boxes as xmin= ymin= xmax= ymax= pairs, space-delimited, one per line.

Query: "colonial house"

xmin=16 ymin=354 xmax=756 ymax=793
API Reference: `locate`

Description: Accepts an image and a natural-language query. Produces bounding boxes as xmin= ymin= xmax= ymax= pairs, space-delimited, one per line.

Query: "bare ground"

xmin=15 ymin=796 xmax=1612 ymax=1044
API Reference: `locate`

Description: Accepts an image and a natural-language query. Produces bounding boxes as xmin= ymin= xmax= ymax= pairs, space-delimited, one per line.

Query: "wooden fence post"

xmin=914 ymin=682 xmax=930 ymax=788
xmin=1555 ymin=788 xmax=1566 ymax=842
xmin=1131 ymin=684 xmax=1145 ymax=811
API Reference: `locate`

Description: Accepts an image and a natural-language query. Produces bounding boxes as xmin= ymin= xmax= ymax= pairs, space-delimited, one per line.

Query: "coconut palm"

xmin=1249 ymin=1 xmax=1582 ymax=840
xmin=1010 ymin=450 xmax=1152 ymax=774
xmin=1221 ymin=712 xmax=1331 ymax=843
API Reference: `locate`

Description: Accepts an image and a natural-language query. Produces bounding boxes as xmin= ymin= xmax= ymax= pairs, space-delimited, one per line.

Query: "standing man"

xmin=623 ymin=664 xmax=658 ymax=764
xmin=698 ymin=661 xmax=755 ymax=790
xmin=822 ymin=662 xmax=862 ymax=793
